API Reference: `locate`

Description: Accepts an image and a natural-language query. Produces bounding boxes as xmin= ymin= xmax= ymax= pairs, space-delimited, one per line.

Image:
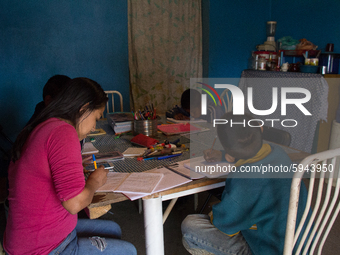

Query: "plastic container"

xmin=134 ymin=119 xmax=158 ymax=137
xmin=254 ymin=51 xmax=277 ymax=61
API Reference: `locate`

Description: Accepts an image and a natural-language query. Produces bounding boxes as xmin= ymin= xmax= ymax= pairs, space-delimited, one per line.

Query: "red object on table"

xmin=130 ymin=133 xmax=159 ymax=147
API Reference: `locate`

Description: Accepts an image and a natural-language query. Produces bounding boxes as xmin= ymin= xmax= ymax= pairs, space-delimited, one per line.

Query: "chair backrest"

xmin=220 ymin=88 xmax=233 ymax=113
xmin=283 ymin=148 xmax=340 ymax=255
xmin=262 ymin=125 xmax=291 ymax=147
xmin=103 ymin=90 xmax=123 ymax=117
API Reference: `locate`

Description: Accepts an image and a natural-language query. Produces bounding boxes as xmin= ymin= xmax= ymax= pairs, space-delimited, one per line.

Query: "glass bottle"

xmin=258 ymin=57 xmax=267 ymax=71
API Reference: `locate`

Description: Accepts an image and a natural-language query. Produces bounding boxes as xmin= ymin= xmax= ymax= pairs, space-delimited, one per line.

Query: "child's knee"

xmin=181 ymin=214 xmax=210 ymax=234
xmin=181 ymin=214 xmax=196 ymax=233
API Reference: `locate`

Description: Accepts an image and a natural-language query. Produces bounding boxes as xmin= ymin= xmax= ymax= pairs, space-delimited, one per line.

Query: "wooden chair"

xmin=284 ymin=148 xmax=340 ymax=254
xmin=103 ymin=90 xmax=123 ymax=118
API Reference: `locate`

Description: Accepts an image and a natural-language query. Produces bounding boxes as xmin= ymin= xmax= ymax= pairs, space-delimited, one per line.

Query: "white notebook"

xmin=122 ymin=147 xmax=147 ymax=157
xmin=115 ymin=173 xmax=164 ymax=194
xmin=167 ymin=117 xmax=207 ymax=123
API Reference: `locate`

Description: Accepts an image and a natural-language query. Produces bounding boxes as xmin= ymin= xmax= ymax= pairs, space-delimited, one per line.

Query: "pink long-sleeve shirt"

xmin=4 ymin=118 xmax=85 ymax=255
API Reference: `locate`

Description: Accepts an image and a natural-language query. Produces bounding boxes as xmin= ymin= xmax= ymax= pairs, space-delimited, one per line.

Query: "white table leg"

xmin=163 ymin=198 xmax=178 ymax=224
xmin=143 ymin=196 xmax=164 ymax=255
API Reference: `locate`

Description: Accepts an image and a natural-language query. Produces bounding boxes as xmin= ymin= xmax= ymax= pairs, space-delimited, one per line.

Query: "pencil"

xmin=210 ymin=136 xmax=217 ymax=154
xmin=92 ymin=154 xmax=97 ymax=170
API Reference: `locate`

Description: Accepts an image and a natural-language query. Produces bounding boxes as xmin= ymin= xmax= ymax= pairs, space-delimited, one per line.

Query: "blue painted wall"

xmin=209 ymin=0 xmax=340 ymax=78
xmin=1 ymin=0 xmax=340 ymax=141
xmin=209 ymin=1 xmax=271 ymax=78
xmin=0 ymin=1 xmax=128 ymax=140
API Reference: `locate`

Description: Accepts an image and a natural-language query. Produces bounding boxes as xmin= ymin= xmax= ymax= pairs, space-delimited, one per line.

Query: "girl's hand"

xmin=87 ymin=165 xmax=108 ymax=188
xmin=62 ymin=165 xmax=108 ymax=215
xmin=203 ymin=149 xmax=222 ymax=163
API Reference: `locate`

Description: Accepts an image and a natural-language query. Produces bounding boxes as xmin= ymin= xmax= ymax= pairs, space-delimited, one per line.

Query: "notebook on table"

xmin=157 ymin=123 xmax=201 ymax=135
xmin=130 ymin=133 xmax=158 ymax=147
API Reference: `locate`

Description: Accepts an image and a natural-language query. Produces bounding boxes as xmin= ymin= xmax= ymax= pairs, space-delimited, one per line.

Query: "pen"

xmin=92 ymin=154 xmax=97 ymax=170
xmin=143 ymin=157 xmax=157 ymax=161
xmin=210 ymin=136 xmax=217 ymax=154
xmin=164 ymin=165 xmax=191 ymax=180
xmin=137 ymin=156 xmax=158 ymax=161
xmin=157 ymin=153 xmax=182 ymax=160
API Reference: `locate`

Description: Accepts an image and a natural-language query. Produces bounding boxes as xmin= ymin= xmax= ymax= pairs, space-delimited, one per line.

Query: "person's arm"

xmin=62 ymin=166 xmax=108 ymax=214
xmin=166 ymin=106 xmax=178 ymax=118
xmin=48 ymin=123 xmax=107 ymax=215
xmin=174 ymin=113 xmax=190 ymax=120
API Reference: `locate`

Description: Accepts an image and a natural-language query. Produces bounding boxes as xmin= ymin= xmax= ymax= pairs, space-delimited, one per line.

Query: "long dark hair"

xmin=11 ymin=77 xmax=108 ymax=162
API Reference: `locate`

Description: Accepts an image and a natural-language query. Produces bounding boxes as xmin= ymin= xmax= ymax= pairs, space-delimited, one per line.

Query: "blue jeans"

xmin=48 ymin=219 xmax=137 ymax=255
xmin=181 ymin=214 xmax=253 ymax=255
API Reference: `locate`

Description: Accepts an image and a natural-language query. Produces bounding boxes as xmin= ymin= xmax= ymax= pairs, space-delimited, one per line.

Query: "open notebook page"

xmin=115 ymin=172 xmax=164 ymax=194
xmin=123 ymin=167 xmax=193 ymax=200
xmin=96 ymin=172 xmax=130 ymax=192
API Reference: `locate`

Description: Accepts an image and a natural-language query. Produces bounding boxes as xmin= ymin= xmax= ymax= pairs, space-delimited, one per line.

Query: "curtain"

xmin=128 ymin=0 xmax=202 ymax=114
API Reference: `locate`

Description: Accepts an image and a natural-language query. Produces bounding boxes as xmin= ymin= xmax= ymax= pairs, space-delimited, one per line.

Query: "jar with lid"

xmin=258 ymin=57 xmax=267 ymax=71
xmin=248 ymin=53 xmax=259 ymax=70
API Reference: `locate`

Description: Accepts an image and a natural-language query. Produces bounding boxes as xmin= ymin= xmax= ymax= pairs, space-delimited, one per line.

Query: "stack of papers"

xmin=96 ymin=172 xmax=166 ymax=197
xmin=115 ymin=173 xmax=164 ymax=194
xmin=113 ymin=122 xmax=133 ymax=134
xmin=107 ymin=112 xmax=134 ymax=134
xmin=122 ymin=167 xmax=192 ymax=200
xmin=95 ymin=161 xmax=201 ymax=200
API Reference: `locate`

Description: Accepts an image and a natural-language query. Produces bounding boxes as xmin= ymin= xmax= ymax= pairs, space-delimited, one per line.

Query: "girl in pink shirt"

xmin=4 ymin=77 xmax=136 ymax=255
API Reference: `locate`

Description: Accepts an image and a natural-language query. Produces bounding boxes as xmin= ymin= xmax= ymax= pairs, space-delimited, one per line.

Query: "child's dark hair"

xmin=181 ymin=89 xmax=201 ymax=111
xmin=11 ymin=77 xmax=108 ymax=162
xmin=217 ymin=112 xmax=263 ymax=160
xmin=42 ymin=74 xmax=71 ymax=99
